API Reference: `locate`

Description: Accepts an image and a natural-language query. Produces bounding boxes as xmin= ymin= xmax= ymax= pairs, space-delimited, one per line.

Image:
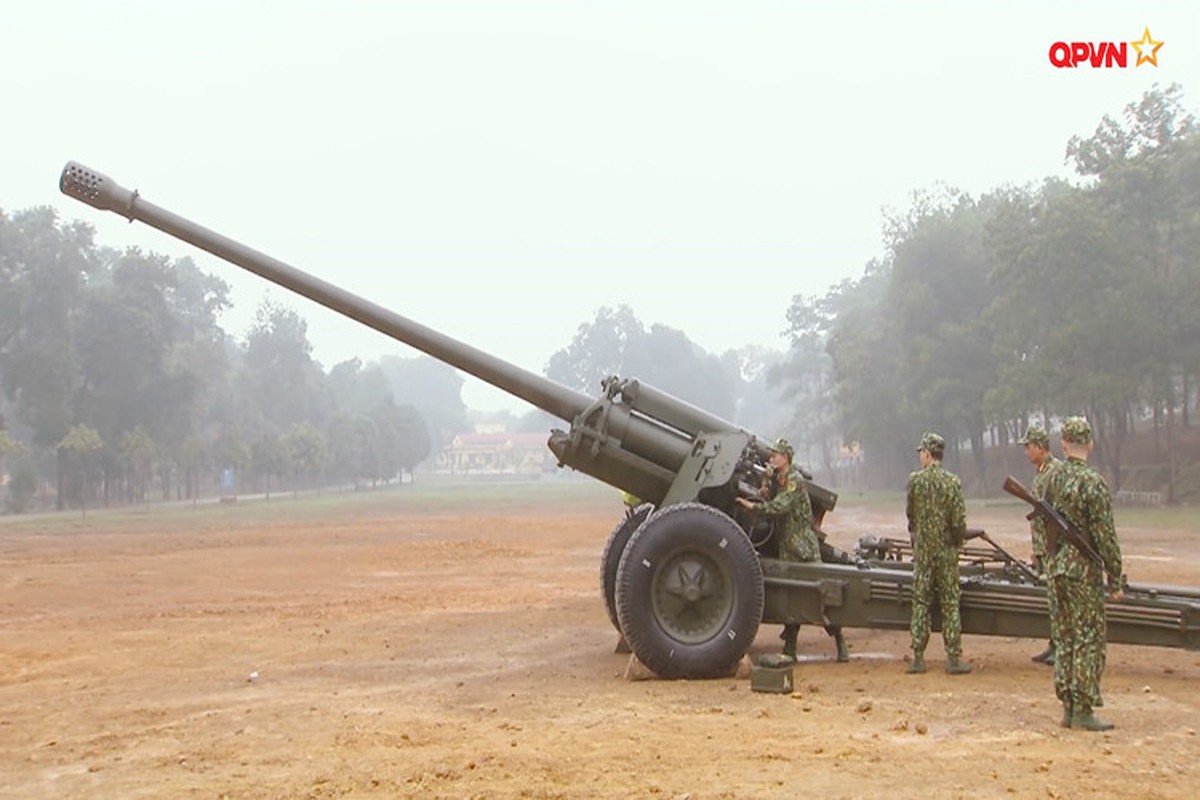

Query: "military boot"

xmin=1060 ymin=701 xmax=1073 ymax=729
xmin=944 ymin=657 xmax=972 ymax=675
xmin=833 ymin=630 xmax=849 ymax=663
xmin=1071 ymin=707 xmax=1114 ymax=732
xmin=906 ymin=652 xmax=926 ymax=674
xmin=780 ymin=624 xmax=799 ymax=662
xmin=1031 ymin=642 xmax=1055 ymax=665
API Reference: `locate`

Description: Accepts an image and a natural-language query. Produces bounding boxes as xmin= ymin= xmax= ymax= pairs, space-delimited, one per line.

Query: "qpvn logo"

xmin=1048 ymin=27 xmax=1163 ymax=68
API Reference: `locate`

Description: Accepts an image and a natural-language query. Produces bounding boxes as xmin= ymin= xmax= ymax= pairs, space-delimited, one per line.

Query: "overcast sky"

xmin=4 ymin=1 xmax=1197 ymax=411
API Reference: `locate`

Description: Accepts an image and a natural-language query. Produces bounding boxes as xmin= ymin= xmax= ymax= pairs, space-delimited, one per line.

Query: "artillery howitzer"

xmin=59 ymin=162 xmax=1200 ymax=679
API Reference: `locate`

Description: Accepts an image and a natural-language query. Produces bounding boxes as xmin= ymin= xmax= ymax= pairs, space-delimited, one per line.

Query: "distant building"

xmin=438 ymin=429 xmax=556 ymax=475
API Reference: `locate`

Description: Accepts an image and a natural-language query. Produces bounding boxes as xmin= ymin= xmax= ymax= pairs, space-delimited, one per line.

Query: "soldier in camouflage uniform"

xmin=737 ymin=438 xmax=848 ymax=662
xmin=1044 ymin=416 xmax=1124 ymax=731
xmin=905 ymin=432 xmax=971 ymax=675
xmin=1020 ymin=425 xmax=1061 ymax=665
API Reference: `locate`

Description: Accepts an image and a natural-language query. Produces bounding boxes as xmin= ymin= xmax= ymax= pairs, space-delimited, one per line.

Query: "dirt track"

xmin=1 ymin=485 xmax=1197 ymax=799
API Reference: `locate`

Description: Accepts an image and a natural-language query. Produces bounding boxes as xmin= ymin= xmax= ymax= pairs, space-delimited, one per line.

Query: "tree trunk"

xmin=969 ymin=430 xmax=986 ymax=498
xmin=1184 ymin=373 xmax=1192 ymax=428
xmin=1152 ymin=401 xmax=1162 ymax=458
xmin=1166 ymin=401 xmax=1177 ymax=505
xmin=1097 ymin=402 xmax=1131 ymax=493
xmin=56 ymin=448 xmax=66 ymax=512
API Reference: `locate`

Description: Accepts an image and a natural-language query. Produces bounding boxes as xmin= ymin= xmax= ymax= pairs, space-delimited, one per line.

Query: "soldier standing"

xmin=1020 ymin=425 xmax=1061 ymax=665
xmin=737 ymin=438 xmax=849 ymax=663
xmin=905 ymin=432 xmax=971 ymax=675
xmin=1044 ymin=417 xmax=1124 ymax=731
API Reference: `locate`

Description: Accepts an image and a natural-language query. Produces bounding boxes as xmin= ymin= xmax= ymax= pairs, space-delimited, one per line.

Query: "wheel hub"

xmin=651 ymin=549 xmax=733 ymax=644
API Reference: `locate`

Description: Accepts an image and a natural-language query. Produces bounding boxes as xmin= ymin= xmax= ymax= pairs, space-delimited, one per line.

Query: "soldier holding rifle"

xmin=1045 ymin=417 xmax=1124 ymax=730
xmin=1015 ymin=417 xmax=1124 ymax=730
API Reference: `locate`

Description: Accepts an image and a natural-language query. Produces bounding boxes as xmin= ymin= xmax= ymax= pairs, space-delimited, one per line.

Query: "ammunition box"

xmin=750 ymin=664 xmax=794 ymax=694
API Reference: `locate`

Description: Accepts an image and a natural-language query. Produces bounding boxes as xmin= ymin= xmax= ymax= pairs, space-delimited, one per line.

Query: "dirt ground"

xmin=1 ymin=485 xmax=1197 ymax=799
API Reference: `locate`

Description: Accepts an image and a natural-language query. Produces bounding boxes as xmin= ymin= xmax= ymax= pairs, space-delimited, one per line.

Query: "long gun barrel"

xmin=59 ymin=161 xmax=835 ymax=514
xmin=58 ymin=162 xmax=591 ymax=422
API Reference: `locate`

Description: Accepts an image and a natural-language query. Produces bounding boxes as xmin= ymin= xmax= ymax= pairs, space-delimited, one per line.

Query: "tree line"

xmin=774 ymin=85 xmax=1199 ymax=498
xmin=0 ymin=214 xmax=471 ymax=512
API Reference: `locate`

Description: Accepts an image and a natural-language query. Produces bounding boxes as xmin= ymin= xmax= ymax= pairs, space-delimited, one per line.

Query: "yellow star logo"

xmin=1130 ymin=27 xmax=1164 ymax=67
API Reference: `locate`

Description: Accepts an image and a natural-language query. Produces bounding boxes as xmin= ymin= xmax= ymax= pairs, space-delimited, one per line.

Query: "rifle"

xmin=1002 ymin=475 xmax=1108 ymax=576
xmin=963 ymin=527 xmax=1042 ymax=584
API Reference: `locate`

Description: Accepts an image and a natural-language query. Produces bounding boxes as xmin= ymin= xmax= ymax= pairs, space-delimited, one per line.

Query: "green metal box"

xmin=750 ymin=664 xmax=794 ymax=694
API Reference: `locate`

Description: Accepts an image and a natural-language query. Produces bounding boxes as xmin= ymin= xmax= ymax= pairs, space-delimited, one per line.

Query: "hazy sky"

xmin=5 ymin=2 xmax=1197 ymax=411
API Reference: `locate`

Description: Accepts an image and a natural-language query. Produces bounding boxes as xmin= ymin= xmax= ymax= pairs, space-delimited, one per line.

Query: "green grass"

xmin=1113 ymin=504 xmax=1200 ymax=529
xmin=5 ymin=473 xmax=1195 ymax=538
xmin=822 ymin=489 xmax=905 ymax=512
xmin=0 ymin=475 xmax=619 ymax=537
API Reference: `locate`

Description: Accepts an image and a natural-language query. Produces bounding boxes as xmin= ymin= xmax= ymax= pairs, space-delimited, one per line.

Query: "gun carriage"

xmin=59 ymin=162 xmax=1200 ymax=679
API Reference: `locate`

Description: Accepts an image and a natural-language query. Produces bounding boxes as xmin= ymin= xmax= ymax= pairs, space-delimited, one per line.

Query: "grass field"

xmin=0 ymin=475 xmax=616 ymax=535
xmin=3 ymin=474 xmax=1196 ymax=539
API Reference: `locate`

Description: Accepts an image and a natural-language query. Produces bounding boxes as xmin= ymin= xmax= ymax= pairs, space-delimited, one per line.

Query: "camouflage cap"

xmin=1061 ymin=416 xmax=1093 ymax=445
xmin=772 ymin=438 xmax=794 ymax=459
xmin=916 ymin=432 xmax=945 ymax=456
xmin=1018 ymin=425 xmax=1050 ymax=448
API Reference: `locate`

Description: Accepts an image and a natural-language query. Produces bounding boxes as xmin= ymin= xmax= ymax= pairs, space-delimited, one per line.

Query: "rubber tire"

xmin=615 ymin=503 xmax=764 ymax=680
xmin=600 ymin=504 xmax=653 ymax=634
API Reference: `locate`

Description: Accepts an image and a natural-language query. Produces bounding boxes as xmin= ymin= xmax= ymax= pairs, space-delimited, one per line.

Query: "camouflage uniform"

xmin=751 ymin=439 xmax=846 ymax=661
xmin=906 ymin=433 xmax=968 ymax=663
xmin=1044 ymin=418 xmax=1123 ymax=721
xmin=1030 ymin=454 xmax=1061 ymax=568
xmin=1021 ymin=425 xmax=1061 ymax=663
xmin=1020 ymin=425 xmax=1061 ymax=571
xmin=756 ymin=466 xmax=819 ymax=562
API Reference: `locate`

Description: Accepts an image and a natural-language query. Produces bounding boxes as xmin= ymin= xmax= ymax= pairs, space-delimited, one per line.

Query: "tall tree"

xmin=241 ymin=300 xmax=326 ymax=436
xmin=883 ymin=188 xmax=999 ymax=490
xmin=250 ymin=433 xmax=288 ymax=498
xmin=547 ymin=306 xmax=738 ymax=421
xmin=985 ymin=86 xmax=1199 ymax=490
xmin=822 ymin=265 xmax=909 ymax=485
xmin=1065 ymin=85 xmax=1199 ymax=497
xmin=117 ymin=426 xmax=157 ymax=504
xmin=328 ymin=358 xmax=392 ymax=416
xmin=326 ymin=412 xmax=366 ymax=489
xmin=0 ymin=208 xmax=95 ymax=453
xmin=377 ymin=355 xmax=468 ymax=457
xmin=545 ymin=305 xmax=645 ymax=394
xmin=58 ymin=424 xmax=102 ymax=515
xmin=282 ymin=422 xmax=325 ymax=493
xmin=394 ymin=402 xmax=432 ymax=481
xmin=773 ymin=295 xmax=843 ymax=480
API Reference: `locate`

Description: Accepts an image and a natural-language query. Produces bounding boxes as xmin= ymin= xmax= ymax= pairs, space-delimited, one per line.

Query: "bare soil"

xmin=1 ymin=486 xmax=1197 ymax=799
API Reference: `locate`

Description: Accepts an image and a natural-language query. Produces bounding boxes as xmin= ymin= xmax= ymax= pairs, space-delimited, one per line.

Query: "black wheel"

xmin=615 ymin=503 xmax=764 ymax=679
xmin=600 ymin=503 xmax=653 ymax=634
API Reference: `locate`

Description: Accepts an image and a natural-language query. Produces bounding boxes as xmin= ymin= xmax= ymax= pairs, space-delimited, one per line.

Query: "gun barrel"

xmin=59 ymin=162 xmax=592 ymax=423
